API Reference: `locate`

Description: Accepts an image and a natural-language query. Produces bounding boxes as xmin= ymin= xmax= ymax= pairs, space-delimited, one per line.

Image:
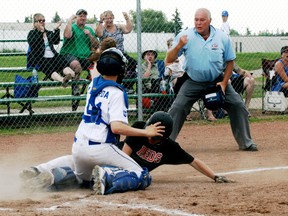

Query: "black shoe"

xmin=243 ymin=144 xmax=258 ymax=151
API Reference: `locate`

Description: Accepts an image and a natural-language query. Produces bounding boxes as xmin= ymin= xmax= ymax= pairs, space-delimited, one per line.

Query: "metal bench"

xmin=0 ymin=80 xmax=90 ymax=115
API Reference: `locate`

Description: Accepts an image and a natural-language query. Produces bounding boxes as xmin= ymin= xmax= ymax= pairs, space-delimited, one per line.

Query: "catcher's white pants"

xmin=35 ymin=155 xmax=75 ymax=173
xmin=72 ymin=137 xmax=143 ymax=181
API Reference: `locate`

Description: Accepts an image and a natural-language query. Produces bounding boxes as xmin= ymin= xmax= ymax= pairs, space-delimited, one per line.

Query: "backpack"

xmin=14 ymin=75 xmax=40 ymax=98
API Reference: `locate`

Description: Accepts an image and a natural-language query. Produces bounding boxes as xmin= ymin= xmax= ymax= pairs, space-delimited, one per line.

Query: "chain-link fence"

xmin=0 ymin=0 xmax=287 ymax=129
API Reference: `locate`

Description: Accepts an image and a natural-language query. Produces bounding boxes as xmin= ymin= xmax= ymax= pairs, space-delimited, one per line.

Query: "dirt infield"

xmin=0 ymin=121 xmax=287 ymax=216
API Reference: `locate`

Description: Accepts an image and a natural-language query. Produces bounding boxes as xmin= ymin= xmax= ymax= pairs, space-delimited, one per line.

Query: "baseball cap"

xmin=280 ymin=46 xmax=288 ymax=54
xmin=76 ymin=9 xmax=87 ymax=16
xmin=222 ymin=10 xmax=229 ymax=17
xmin=142 ymin=49 xmax=158 ymax=59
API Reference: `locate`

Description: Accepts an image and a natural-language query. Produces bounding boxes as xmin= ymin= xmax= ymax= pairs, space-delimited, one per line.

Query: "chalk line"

xmin=217 ymin=166 xmax=288 ymax=175
xmin=39 ymin=197 xmax=203 ymax=216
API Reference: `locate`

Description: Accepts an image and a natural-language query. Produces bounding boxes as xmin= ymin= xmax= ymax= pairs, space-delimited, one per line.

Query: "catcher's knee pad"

xmin=51 ymin=167 xmax=78 ymax=190
xmin=105 ymin=169 xmax=141 ymax=194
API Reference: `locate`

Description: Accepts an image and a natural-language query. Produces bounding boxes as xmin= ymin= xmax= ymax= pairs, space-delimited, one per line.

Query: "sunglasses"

xmin=36 ymin=19 xmax=45 ymax=23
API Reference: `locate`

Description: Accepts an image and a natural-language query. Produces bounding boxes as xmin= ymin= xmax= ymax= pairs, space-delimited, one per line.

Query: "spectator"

xmin=272 ymin=46 xmax=288 ymax=96
xmin=95 ymin=10 xmax=136 ymax=93
xmin=141 ymin=49 xmax=172 ymax=111
xmin=96 ymin=10 xmax=132 ymax=53
xmin=220 ymin=10 xmax=230 ymax=35
xmin=165 ymin=8 xmax=258 ymax=151
xmin=164 ymin=38 xmax=185 ymax=93
xmin=141 ymin=49 xmax=161 ymax=93
xmin=60 ymin=9 xmax=99 ymax=94
xmin=88 ymin=37 xmax=117 ymax=79
xmin=27 ymin=13 xmax=75 ymax=87
xmin=231 ymin=63 xmax=255 ymax=112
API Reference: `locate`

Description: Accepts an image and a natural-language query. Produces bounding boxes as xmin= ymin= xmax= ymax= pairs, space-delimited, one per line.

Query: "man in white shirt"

xmin=221 ymin=10 xmax=230 ymax=35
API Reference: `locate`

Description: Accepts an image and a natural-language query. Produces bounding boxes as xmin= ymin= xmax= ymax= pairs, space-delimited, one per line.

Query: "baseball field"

xmin=0 ymin=120 xmax=287 ymax=216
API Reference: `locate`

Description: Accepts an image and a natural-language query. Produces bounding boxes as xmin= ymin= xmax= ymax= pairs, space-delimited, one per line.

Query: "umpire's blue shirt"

xmin=175 ymin=25 xmax=236 ymax=82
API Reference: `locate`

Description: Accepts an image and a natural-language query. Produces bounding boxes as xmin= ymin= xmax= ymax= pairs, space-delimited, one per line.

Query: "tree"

xmin=130 ymin=9 xmax=173 ymax=33
xmin=86 ymin=14 xmax=97 ymax=24
xmin=171 ymin=8 xmax=183 ymax=36
xmin=51 ymin=12 xmax=61 ymax=23
xmin=24 ymin=15 xmax=33 ymax=23
xmin=230 ymin=29 xmax=240 ymax=36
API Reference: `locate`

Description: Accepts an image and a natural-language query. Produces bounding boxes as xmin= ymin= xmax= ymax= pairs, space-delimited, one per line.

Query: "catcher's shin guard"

xmin=51 ymin=167 xmax=78 ymax=190
xmin=138 ymin=168 xmax=152 ymax=189
xmin=104 ymin=167 xmax=152 ymax=194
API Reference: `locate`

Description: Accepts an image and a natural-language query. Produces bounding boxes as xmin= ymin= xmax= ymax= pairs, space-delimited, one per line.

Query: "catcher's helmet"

xmin=97 ymin=47 xmax=127 ymax=76
xmin=146 ymin=111 xmax=173 ymax=139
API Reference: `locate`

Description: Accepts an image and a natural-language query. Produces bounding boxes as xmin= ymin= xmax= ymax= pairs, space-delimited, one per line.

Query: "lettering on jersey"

xmin=98 ymin=90 xmax=109 ymax=99
xmin=123 ymin=110 xmax=127 ymax=117
xmin=136 ymin=145 xmax=163 ymax=163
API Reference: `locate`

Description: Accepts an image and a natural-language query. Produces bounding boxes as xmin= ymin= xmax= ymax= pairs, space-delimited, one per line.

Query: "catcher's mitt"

xmin=214 ymin=175 xmax=235 ymax=183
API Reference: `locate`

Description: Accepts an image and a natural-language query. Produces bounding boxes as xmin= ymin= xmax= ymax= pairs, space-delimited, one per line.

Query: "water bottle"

xmin=160 ymin=79 xmax=167 ymax=94
xmin=31 ymin=68 xmax=38 ymax=83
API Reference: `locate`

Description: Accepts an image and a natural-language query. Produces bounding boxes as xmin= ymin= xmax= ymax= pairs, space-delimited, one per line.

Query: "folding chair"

xmin=261 ymin=58 xmax=279 ymax=113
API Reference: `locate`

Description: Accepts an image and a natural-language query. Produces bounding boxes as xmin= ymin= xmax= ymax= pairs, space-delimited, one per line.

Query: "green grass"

xmin=234 ymin=52 xmax=280 ymax=70
xmin=0 ymin=125 xmax=78 ymax=135
xmin=0 ymin=56 xmax=27 ymax=67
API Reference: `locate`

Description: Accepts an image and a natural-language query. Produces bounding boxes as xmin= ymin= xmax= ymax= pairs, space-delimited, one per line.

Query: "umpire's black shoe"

xmin=243 ymin=144 xmax=258 ymax=151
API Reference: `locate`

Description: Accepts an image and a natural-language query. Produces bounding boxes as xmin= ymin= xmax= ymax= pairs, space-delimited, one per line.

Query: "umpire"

xmin=165 ymin=8 xmax=258 ymax=151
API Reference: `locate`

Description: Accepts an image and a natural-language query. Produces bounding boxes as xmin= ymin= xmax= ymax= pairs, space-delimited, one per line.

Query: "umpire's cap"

xmin=146 ymin=111 xmax=173 ymax=139
xmin=97 ymin=48 xmax=127 ymax=76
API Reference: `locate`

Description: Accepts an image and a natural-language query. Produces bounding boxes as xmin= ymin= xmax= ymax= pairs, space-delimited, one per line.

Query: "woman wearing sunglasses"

xmin=27 ymin=13 xmax=75 ymax=87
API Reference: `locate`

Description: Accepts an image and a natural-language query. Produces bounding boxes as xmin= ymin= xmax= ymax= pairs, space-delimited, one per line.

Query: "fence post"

xmin=136 ymin=0 xmax=143 ymax=121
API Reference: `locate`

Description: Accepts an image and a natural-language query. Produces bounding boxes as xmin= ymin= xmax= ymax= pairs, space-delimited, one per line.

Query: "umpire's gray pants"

xmin=168 ymin=77 xmax=255 ymax=150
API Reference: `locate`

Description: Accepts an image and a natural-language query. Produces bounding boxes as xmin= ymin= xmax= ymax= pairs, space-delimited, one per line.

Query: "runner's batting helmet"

xmin=97 ymin=47 xmax=127 ymax=76
xmin=146 ymin=111 xmax=173 ymax=139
